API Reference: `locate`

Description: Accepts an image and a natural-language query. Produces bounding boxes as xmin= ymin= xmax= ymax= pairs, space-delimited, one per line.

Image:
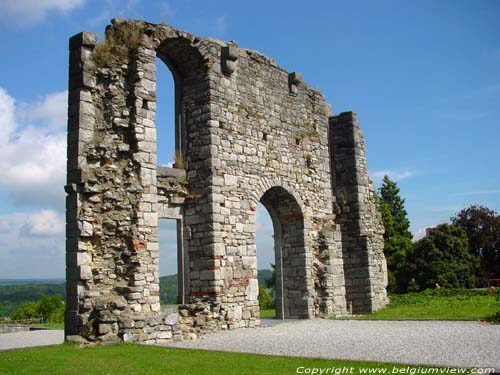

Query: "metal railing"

xmin=0 ymin=317 xmax=44 ymax=326
xmin=486 ymin=279 xmax=500 ymax=288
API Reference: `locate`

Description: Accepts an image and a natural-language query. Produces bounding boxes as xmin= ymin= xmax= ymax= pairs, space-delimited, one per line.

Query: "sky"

xmin=0 ymin=0 xmax=498 ymax=278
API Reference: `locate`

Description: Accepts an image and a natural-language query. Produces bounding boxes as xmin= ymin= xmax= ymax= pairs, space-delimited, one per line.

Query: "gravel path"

xmin=169 ymin=319 xmax=500 ymax=369
xmin=1 ymin=321 xmax=498 ymax=370
xmin=0 ymin=330 xmax=64 ymax=351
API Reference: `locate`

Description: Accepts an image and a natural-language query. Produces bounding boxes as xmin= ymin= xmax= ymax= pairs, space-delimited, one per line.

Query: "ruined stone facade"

xmin=65 ymin=20 xmax=388 ymax=344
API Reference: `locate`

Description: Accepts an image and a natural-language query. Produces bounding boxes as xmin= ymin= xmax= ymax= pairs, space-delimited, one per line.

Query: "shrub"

xmin=489 ymin=311 xmax=500 ymax=324
xmin=11 ymin=302 xmax=39 ymax=321
xmin=258 ymin=285 xmax=274 ymax=310
xmin=92 ymin=22 xmax=143 ymax=69
xmin=11 ymin=295 xmax=65 ymax=323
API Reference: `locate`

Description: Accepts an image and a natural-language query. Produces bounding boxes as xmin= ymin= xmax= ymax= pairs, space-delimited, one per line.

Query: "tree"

xmin=377 ymin=175 xmax=413 ymax=291
xmin=406 ymin=224 xmax=479 ymax=290
xmin=265 ymin=264 xmax=276 ymax=290
xmin=38 ymin=296 xmax=64 ymax=323
xmin=451 ymin=205 xmax=500 ymax=283
xmin=258 ymin=285 xmax=274 ymax=310
xmin=11 ymin=295 xmax=65 ymax=323
xmin=11 ymin=302 xmax=39 ymax=321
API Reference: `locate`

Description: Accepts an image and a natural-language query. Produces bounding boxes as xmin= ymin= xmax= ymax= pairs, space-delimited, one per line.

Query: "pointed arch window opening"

xmin=155 ymin=55 xmax=185 ymax=167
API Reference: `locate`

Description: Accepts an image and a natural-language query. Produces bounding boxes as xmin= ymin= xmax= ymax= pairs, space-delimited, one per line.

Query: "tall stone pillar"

xmin=65 ymin=32 xmax=98 ymax=337
xmin=329 ymin=112 xmax=388 ymax=313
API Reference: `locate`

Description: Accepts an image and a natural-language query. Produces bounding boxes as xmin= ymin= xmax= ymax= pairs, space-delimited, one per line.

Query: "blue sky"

xmin=0 ymin=0 xmax=498 ymax=278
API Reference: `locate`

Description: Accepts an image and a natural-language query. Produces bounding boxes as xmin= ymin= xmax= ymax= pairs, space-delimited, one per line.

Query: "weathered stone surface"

xmin=65 ymin=19 xmax=387 ymax=344
xmin=330 ymin=112 xmax=389 ymax=312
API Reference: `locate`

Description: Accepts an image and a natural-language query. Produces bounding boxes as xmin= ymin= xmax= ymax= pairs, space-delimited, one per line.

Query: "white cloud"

xmin=428 ymin=206 xmax=463 ymax=213
xmin=256 ymin=203 xmax=274 ymax=270
xmin=256 ymin=203 xmax=273 ymax=233
xmin=158 ymin=219 xmax=178 ymax=276
xmin=0 ymin=87 xmax=66 ymax=209
xmin=0 ymin=0 xmax=85 ymax=27
xmin=18 ymin=91 xmax=67 ymax=132
xmin=412 ymin=226 xmax=429 ymax=241
xmin=0 ymin=88 xmax=16 ymax=140
xmin=370 ymin=169 xmax=415 ymax=183
xmin=86 ymin=0 xmax=142 ymax=26
xmin=214 ymin=15 xmax=228 ymax=36
xmin=0 ymin=212 xmax=64 ymax=278
xmin=160 ymin=2 xmax=174 ymax=18
xmin=0 ymin=213 xmax=25 ymax=235
xmin=452 ymin=189 xmax=500 ymax=196
xmin=23 ymin=210 xmax=64 ymax=237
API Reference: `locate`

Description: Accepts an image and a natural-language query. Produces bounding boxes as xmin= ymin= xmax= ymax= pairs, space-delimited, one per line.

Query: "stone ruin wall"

xmin=65 ymin=19 xmax=388 ymax=344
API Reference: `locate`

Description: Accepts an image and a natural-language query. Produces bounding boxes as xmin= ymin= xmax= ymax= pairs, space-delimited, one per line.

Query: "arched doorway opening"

xmin=257 ymin=186 xmax=310 ymax=319
xmin=256 ymin=203 xmax=275 ymax=317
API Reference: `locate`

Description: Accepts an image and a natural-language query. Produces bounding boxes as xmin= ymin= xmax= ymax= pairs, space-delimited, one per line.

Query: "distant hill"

xmin=0 ymin=270 xmax=274 ymax=317
xmin=0 ymin=283 xmax=66 ymax=317
xmin=0 ymin=279 xmax=65 ymax=285
xmin=159 ymin=274 xmax=178 ymax=304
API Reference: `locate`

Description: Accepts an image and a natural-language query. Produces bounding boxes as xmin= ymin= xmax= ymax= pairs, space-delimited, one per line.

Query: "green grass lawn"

xmin=260 ymin=308 xmax=276 ymax=318
xmin=344 ymin=288 xmax=500 ymax=320
xmin=33 ymin=322 xmax=64 ymax=330
xmin=0 ymin=343 xmax=435 ymax=375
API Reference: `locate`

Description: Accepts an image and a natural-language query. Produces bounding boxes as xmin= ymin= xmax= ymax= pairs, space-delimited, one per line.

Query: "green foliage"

xmin=11 ymin=295 xmax=65 ymax=323
xmin=489 ymin=310 xmax=500 ymax=324
xmin=391 ymin=286 xmax=497 ymax=300
xmin=258 ymin=285 xmax=275 ymax=310
xmin=40 ymin=296 xmax=65 ymax=322
xmin=377 ymin=176 xmax=413 ymax=292
xmin=257 ymin=268 xmax=276 ymax=311
xmin=257 ymin=269 xmax=273 ymax=288
xmin=0 ymin=343 xmax=425 ymax=375
xmin=265 ymin=264 xmax=276 ymax=290
xmin=407 ymin=224 xmax=479 ymax=290
xmin=92 ymin=22 xmax=143 ymax=69
xmin=159 ymin=274 xmax=178 ymax=304
xmin=11 ymin=301 xmax=40 ymax=321
xmin=259 ymin=309 xmax=276 ymax=318
xmin=451 ymin=204 xmax=500 ymax=282
xmin=0 ymin=283 xmax=65 ymax=317
xmin=343 ymin=288 xmax=500 ymax=320
xmin=406 ymin=278 xmax=419 ymax=292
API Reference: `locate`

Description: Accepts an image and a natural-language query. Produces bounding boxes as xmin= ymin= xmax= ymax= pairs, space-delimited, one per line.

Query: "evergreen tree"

xmin=406 ymin=224 xmax=479 ymax=290
xmin=266 ymin=264 xmax=276 ymax=290
xmin=377 ymin=175 xmax=413 ymax=292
